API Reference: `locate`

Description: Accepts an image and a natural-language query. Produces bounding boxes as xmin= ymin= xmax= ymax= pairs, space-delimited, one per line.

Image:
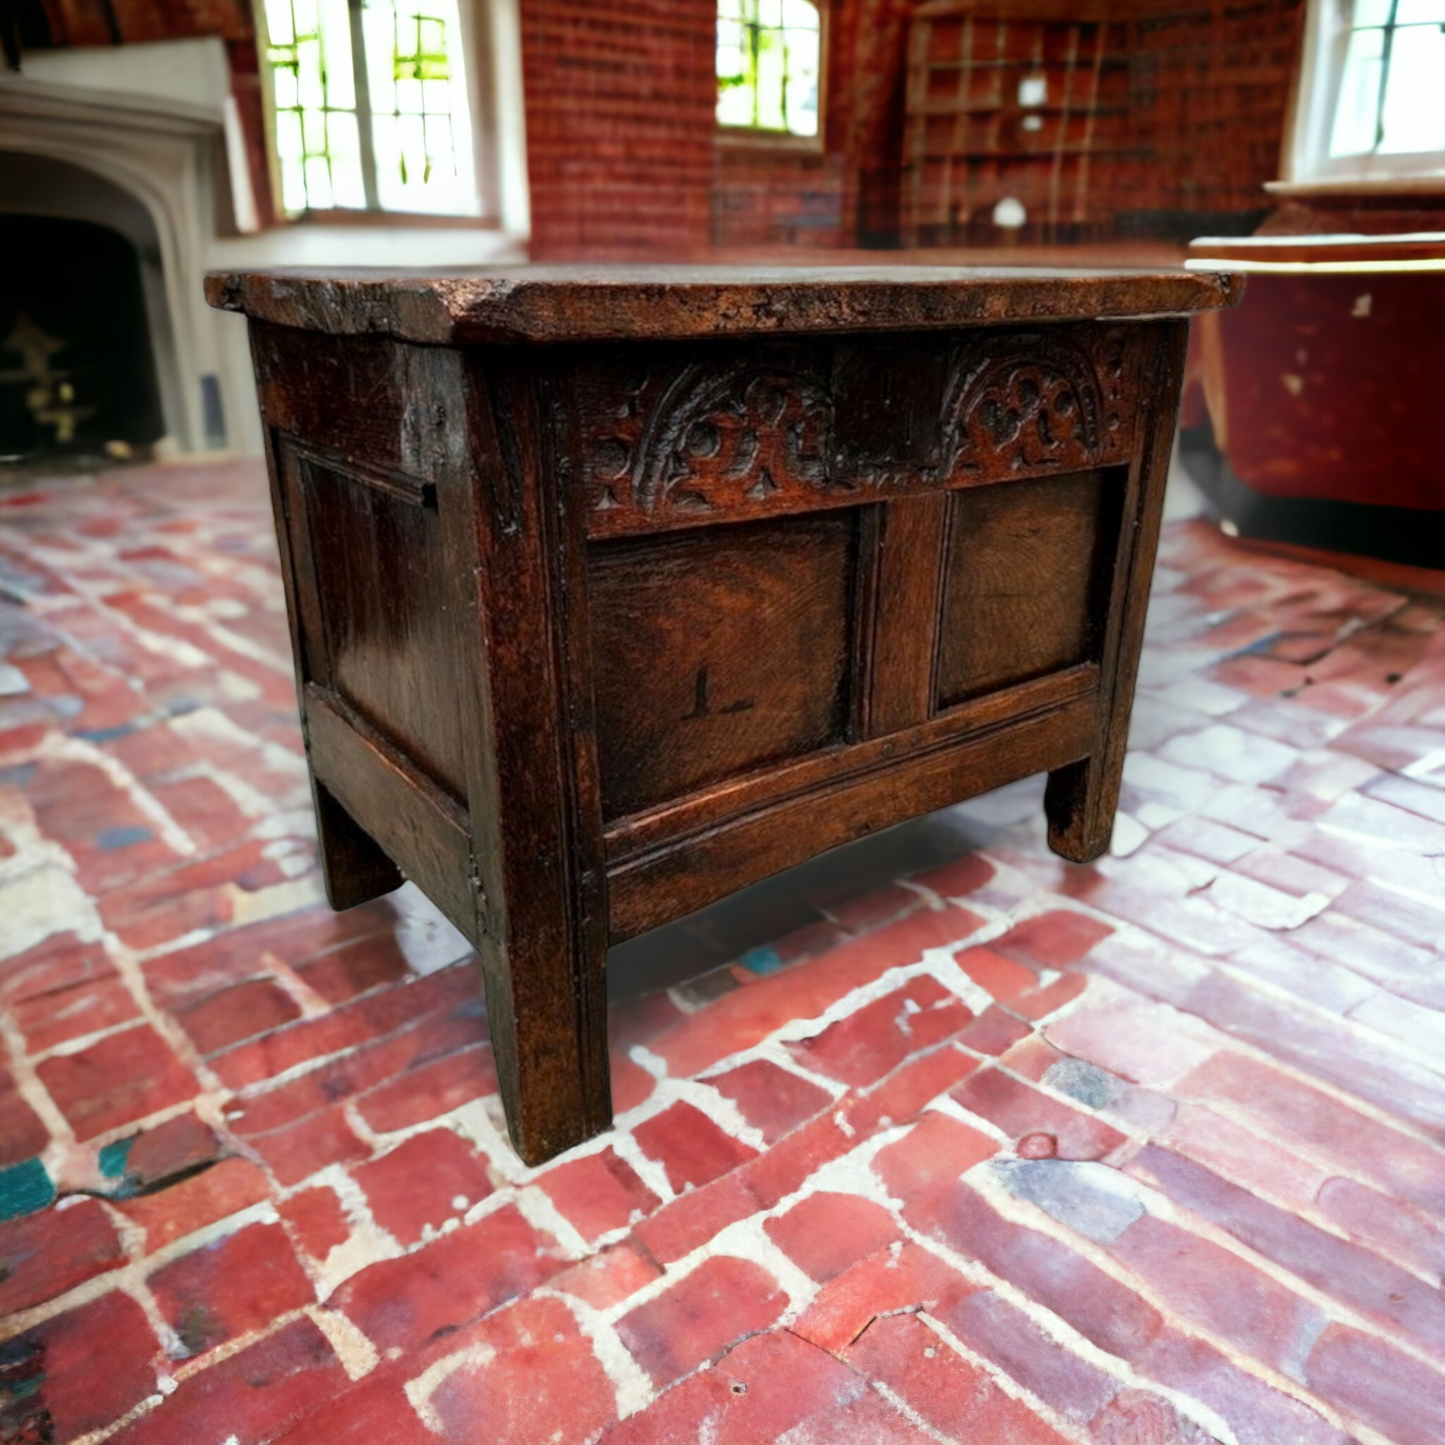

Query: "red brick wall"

xmin=1122 ymin=0 xmax=1305 ymax=232
xmin=709 ymin=0 xmax=1303 ymax=250
xmin=38 ymin=0 xmax=252 ymax=46
xmin=29 ymin=0 xmax=1305 ymax=253
xmin=521 ymin=0 xmax=718 ymax=259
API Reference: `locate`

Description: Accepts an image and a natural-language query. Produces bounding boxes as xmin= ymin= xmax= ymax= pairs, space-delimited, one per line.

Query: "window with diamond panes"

xmin=261 ymin=0 xmax=479 ymax=216
xmin=716 ymin=0 xmax=821 ymax=138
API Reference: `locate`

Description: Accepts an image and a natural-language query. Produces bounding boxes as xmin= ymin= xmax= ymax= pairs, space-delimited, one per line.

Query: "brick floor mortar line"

xmin=591 ymin=1131 xmax=909 ymax=1334
xmin=27 ymin=1015 xmax=154 ymax=1064
xmin=814 ymin=1121 xmax=1265 ymax=1445
xmin=543 ymin=1288 xmax=658 ymax=1419
xmin=898 ymin=1218 xmax=1238 ymax=1445
xmin=403 ymin=1337 xmax=499 ymax=1433
xmin=866 ymin=1377 xmax=963 ymax=1445
xmin=695 ymin=1038 xmax=850 ymax=1105
xmin=173 ymin=609 xmax=295 ymax=677
xmin=301 ymin=1301 xmax=379 ymax=1380
xmin=630 ymin=1073 xmax=772 ymax=1155
xmin=1082 ymin=927 xmax=1445 ymax=1152
xmin=969 ymin=1160 xmax=1443 ymax=1435
xmin=921 ymin=1094 xmax=1015 ymax=1146
xmin=279 ymin=1161 xmax=404 ymax=1301
xmin=915 ymin=1310 xmax=1107 ymax=1445
xmin=37 ymin=732 xmax=198 ymax=857
xmin=793 ymin=1119 xmax=1244 ymax=1445
xmin=99 ymin=920 xmax=233 ymax=1100
xmin=256 ymin=946 xmax=337 ymax=1020
xmin=512 ymin=1183 xmax=592 ymax=1260
xmin=0 ymin=1196 xmax=281 ymax=1344
xmin=1120 ymin=1101 xmax=1445 ymax=1290
xmin=0 ymin=993 xmax=75 ymax=1149
xmin=214 ymin=981 xmax=477 ymax=1109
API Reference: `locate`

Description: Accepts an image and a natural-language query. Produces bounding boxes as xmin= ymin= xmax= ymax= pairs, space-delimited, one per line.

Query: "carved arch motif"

xmin=628 ymin=363 xmax=835 ymax=516
xmin=943 ymin=333 xmax=1106 ymax=477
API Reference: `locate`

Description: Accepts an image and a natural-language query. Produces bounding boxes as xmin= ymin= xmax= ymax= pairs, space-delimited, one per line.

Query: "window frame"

xmin=714 ymin=0 xmax=828 ymax=154
xmin=1281 ymin=0 xmax=1445 ymax=190
xmin=254 ymin=0 xmax=500 ymax=223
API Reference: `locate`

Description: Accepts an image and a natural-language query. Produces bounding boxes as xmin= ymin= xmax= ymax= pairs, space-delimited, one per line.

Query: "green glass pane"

xmin=783 ymin=27 xmax=819 ymax=135
xmin=263 ymin=0 xmax=295 ymax=47
xmin=272 ymin=64 xmax=299 ymax=110
xmin=755 ymin=34 xmax=786 ymax=128
xmin=304 ymin=153 xmax=334 ymax=208
xmin=302 ymin=106 xmax=328 ymax=155
xmin=326 ymin=111 xmax=368 ymax=206
xmin=319 ymin=0 xmax=356 ymax=108
xmin=280 ymin=159 xmax=308 ymax=211
xmin=296 ymin=35 xmax=325 ymax=109
xmin=275 ymin=108 xmax=304 ymax=160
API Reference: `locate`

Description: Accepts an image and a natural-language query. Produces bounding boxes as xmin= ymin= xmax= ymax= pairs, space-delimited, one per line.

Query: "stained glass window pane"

xmin=364 ymin=0 xmax=478 ymax=213
xmin=716 ymin=0 xmax=821 ymax=138
xmin=261 ymin=0 xmax=477 ymax=215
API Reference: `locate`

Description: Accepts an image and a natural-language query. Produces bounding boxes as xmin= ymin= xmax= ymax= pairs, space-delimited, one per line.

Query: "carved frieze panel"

xmin=941 ymin=327 xmax=1133 ymax=481
xmin=635 ymin=363 xmax=834 ymax=513
xmin=577 ymin=351 xmax=843 ymax=536
xmin=573 ymin=326 xmax=1142 ymax=537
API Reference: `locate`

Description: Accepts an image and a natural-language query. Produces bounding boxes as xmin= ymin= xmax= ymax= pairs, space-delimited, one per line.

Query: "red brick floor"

xmin=2 ymin=461 xmax=1444 ymax=1445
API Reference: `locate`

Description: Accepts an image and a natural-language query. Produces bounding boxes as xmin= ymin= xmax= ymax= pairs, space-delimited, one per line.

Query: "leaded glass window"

xmin=261 ymin=0 xmax=478 ymax=215
xmin=716 ymin=0 xmax=821 ymax=139
xmin=1329 ymin=0 xmax=1445 ymax=158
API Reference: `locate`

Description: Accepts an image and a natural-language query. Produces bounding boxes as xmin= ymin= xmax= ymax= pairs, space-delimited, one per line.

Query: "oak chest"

xmin=207 ymin=264 xmax=1241 ymax=1163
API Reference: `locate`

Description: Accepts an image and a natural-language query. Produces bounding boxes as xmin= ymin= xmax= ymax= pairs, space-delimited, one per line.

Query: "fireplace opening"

xmin=1 ymin=213 xmax=165 ymax=464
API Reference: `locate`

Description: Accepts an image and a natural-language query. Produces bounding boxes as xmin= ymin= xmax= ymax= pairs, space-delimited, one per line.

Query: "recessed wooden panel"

xmin=300 ymin=459 xmax=468 ymax=800
xmin=589 ymin=515 xmax=857 ymax=819
xmin=936 ymin=469 xmax=1122 ymax=707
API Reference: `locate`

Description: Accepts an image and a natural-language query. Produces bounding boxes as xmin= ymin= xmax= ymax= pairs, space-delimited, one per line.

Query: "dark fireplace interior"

xmin=1 ymin=213 xmax=164 ymax=463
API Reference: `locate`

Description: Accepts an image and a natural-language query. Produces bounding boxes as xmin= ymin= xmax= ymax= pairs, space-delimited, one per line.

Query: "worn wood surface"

xmin=205 ymin=264 xmax=1240 ymax=345
xmin=217 ymin=265 xmax=1235 ymax=1164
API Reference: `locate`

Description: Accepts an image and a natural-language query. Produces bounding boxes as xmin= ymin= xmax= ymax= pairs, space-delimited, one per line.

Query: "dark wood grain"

xmin=433 ymin=354 xmax=614 ymax=1166
xmin=864 ymin=494 xmax=949 ymax=735
xmin=207 ymin=264 xmax=1243 ymax=345
xmin=936 ymin=469 xmax=1122 ymax=706
xmin=572 ymin=324 xmax=1144 ymax=539
xmin=304 ymin=686 xmax=475 ymax=929
xmin=1046 ymin=321 xmax=1191 ymax=861
xmin=215 ymin=265 xmax=1236 ymax=1164
xmin=299 ymin=455 xmax=468 ymax=800
xmin=588 ymin=515 xmax=856 ymax=819
xmin=607 ymin=691 xmax=1097 ymax=940
xmin=261 ymin=425 xmax=404 ymax=913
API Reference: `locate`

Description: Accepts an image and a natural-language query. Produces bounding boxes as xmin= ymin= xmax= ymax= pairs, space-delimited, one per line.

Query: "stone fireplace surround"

xmin=0 ymin=34 xmax=527 ymax=458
